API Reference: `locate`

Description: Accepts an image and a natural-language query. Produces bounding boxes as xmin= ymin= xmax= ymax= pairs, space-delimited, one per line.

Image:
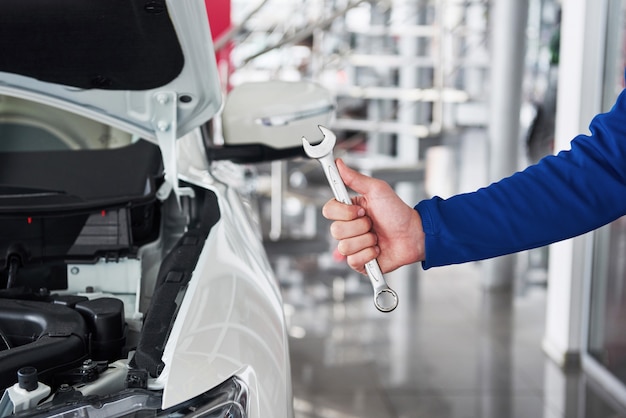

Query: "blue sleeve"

xmin=415 ymin=88 xmax=626 ymax=269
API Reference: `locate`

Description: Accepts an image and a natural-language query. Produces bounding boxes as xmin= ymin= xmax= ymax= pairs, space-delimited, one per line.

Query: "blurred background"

xmin=209 ymin=1 xmax=626 ymax=416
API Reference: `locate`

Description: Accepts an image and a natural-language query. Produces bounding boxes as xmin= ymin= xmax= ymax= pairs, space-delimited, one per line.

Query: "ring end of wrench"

xmin=374 ymin=288 xmax=399 ymax=313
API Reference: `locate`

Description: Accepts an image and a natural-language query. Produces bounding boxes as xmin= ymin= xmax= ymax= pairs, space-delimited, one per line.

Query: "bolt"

xmin=156 ymin=93 xmax=169 ymax=105
xmin=70 ymin=267 xmax=79 ymax=275
xmin=82 ymin=359 xmax=94 ymax=369
xmin=157 ymin=120 xmax=170 ymax=132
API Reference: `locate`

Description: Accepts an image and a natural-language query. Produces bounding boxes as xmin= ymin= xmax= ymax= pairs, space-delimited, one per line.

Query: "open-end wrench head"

xmin=301 ymin=125 xmax=336 ymax=159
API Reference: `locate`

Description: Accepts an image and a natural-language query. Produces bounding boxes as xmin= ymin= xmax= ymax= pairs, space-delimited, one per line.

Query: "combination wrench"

xmin=302 ymin=125 xmax=399 ymax=312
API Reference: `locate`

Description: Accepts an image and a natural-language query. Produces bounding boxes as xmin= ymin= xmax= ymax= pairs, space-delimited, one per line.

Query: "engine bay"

xmin=0 ymin=187 xmax=222 ymax=416
xmin=0 ymin=129 xmax=227 ymax=415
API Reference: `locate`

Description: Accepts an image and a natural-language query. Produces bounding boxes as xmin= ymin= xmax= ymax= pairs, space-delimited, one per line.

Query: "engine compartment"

xmin=0 ymin=138 xmax=161 ymax=390
xmin=0 ymin=114 xmax=225 ymax=414
xmin=0 ymin=185 xmax=221 ymax=415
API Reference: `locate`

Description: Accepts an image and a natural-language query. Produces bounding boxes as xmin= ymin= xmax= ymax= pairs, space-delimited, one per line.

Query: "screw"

xmin=58 ymin=384 xmax=72 ymax=393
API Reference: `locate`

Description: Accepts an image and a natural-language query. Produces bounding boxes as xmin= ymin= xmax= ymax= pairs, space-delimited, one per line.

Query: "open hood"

xmin=0 ymin=0 xmax=222 ymax=143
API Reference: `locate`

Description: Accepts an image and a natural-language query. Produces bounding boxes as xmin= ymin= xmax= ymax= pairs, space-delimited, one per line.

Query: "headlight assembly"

xmin=11 ymin=376 xmax=248 ymax=418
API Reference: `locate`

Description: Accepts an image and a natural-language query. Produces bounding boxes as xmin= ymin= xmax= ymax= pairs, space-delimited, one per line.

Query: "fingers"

xmin=336 ymin=231 xmax=377 ymax=256
xmin=329 ymin=216 xmax=372 ymax=240
xmin=331 ymin=218 xmax=378 ymax=275
xmin=324 ymin=197 xmax=378 ymax=273
xmin=321 ymin=159 xmax=398 ymax=274
xmin=346 ymin=247 xmax=380 ymax=274
xmin=322 ymin=198 xmax=364 ymax=221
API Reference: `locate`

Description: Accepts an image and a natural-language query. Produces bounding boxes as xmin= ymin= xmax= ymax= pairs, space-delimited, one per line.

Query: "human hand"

xmin=322 ymin=158 xmax=425 ymax=274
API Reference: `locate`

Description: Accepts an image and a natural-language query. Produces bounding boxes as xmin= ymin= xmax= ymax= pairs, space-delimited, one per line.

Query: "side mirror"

xmin=207 ymin=80 xmax=334 ymax=163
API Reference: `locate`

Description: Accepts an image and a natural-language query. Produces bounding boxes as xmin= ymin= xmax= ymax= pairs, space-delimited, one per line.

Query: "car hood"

xmin=0 ymin=0 xmax=222 ymax=142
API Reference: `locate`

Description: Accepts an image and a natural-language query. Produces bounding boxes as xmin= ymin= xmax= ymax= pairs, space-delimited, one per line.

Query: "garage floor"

xmin=264 ymin=131 xmax=626 ymax=418
xmin=276 ymin=258 xmax=624 ymax=418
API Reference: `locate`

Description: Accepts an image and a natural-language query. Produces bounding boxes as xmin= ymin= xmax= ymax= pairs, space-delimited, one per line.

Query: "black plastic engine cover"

xmin=75 ymin=298 xmax=126 ymax=362
xmin=0 ymin=300 xmax=89 ymax=388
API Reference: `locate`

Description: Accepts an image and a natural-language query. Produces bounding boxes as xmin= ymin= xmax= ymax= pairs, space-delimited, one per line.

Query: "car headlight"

xmin=13 ymin=376 xmax=248 ymax=418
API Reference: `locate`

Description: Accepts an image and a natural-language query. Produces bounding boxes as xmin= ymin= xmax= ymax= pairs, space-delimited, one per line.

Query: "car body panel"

xmin=155 ymin=133 xmax=292 ymax=415
xmin=0 ymin=0 xmax=222 ymax=142
xmin=158 ymin=186 xmax=291 ymax=414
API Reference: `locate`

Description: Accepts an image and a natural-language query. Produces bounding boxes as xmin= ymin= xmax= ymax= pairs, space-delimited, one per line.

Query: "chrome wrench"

xmin=302 ymin=125 xmax=399 ymax=312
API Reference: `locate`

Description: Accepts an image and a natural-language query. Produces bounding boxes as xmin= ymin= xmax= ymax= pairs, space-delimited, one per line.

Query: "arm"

xmin=324 ymin=88 xmax=626 ymax=272
xmin=417 ymin=88 xmax=626 ymax=268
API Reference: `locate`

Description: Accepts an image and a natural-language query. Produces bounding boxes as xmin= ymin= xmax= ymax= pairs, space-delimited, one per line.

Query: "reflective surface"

xmin=273 ymin=255 xmax=626 ymax=418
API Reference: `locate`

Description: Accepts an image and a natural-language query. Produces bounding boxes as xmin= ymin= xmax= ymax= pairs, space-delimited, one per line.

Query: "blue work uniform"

xmin=415 ymin=88 xmax=626 ymax=269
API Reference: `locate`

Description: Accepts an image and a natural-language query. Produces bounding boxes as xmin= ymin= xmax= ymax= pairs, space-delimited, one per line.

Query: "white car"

xmin=0 ymin=1 xmax=332 ymax=417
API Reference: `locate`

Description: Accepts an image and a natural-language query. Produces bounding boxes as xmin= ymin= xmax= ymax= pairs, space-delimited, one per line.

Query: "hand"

xmin=322 ymin=158 xmax=425 ymax=274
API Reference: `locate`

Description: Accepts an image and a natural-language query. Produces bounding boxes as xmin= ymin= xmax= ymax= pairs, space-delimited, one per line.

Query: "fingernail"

xmin=357 ymin=208 xmax=365 ymax=217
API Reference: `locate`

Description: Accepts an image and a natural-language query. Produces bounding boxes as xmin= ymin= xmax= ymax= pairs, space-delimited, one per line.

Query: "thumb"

xmin=336 ymin=158 xmax=376 ymax=195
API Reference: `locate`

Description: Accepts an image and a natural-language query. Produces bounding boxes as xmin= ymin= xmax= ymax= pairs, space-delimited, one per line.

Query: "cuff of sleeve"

xmin=414 ymin=199 xmax=439 ymax=270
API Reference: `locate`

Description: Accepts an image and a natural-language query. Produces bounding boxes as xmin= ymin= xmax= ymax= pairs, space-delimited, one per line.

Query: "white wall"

xmin=542 ymin=0 xmax=607 ymax=366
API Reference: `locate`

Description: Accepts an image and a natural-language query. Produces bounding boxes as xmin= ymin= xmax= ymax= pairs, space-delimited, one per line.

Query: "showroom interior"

xmin=214 ymin=0 xmax=626 ymax=417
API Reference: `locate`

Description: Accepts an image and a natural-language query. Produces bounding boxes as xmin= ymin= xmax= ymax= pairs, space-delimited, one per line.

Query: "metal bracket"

xmin=151 ymin=92 xmax=194 ymax=204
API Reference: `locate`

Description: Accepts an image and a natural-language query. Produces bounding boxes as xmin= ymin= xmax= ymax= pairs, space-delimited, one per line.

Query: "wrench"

xmin=302 ymin=125 xmax=399 ymax=313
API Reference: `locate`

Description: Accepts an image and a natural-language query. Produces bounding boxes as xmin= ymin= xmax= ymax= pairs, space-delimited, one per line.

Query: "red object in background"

xmin=205 ymin=0 xmax=232 ymax=89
